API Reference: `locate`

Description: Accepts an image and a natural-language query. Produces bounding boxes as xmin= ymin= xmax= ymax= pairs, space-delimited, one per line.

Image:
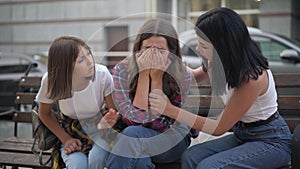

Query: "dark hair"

xmin=46 ymin=36 xmax=94 ymax=100
xmin=128 ymin=18 xmax=185 ymax=99
xmin=195 ymin=7 xmax=268 ymax=95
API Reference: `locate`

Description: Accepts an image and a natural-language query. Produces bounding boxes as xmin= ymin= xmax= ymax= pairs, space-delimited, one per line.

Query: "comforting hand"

xmin=149 ymin=89 xmax=170 ymax=116
xmin=97 ymin=108 xmax=119 ymax=129
xmin=64 ymin=137 xmax=82 ymax=155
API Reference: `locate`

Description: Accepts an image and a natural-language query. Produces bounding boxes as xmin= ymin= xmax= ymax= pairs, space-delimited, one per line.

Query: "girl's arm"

xmin=98 ymin=93 xmax=120 ymax=129
xmin=150 ymin=49 xmax=171 ymax=91
xmin=38 ymin=102 xmax=81 ymax=154
xmin=133 ymin=49 xmax=152 ymax=110
xmin=150 ymin=71 xmax=268 ymax=136
xmin=133 ymin=71 xmax=150 ymax=110
xmin=113 ymin=63 xmax=151 ymax=124
xmin=104 ymin=93 xmax=117 ymax=110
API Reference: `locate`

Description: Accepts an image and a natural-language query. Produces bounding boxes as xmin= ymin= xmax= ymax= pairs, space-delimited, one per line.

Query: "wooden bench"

xmin=0 ymin=137 xmax=51 ymax=169
xmin=0 ymin=76 xmax=52 ymax=169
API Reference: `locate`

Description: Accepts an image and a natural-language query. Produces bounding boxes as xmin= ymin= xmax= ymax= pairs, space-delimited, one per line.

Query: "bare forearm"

xmin=165 ymin=104 xmax=225 ymax=136
xmin=104 ymin=93 xmax=117 ymax=110
xmin=165 ymin=104 xmax=204 ymax=130
xmin=40 ymin=112 xmax=71 ymax=144
xmin=133 ymin=71 xmax=150 ymax=110
xmin=151 ymin=78 xmax=163 ymax=91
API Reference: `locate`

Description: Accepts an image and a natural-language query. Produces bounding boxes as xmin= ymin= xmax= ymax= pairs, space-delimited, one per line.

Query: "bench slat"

xmin=190 ymin=73 xmax=300 ymax=89
xmin=0 ymin=137 xmax=51 ymax=155
xmin=13 ymin=111 xmax=32 ymax=123
xmin=284 ymin=117 xmax=300 ymax=132
xmin=4 ymin=136 xmax=34 ymax=143
xmin=0 ymin=140 xmax=34 ymax=153
xmin=19 ymin=76 xmax=42 ymax=88
xmin=185 ymin=95 xmax=224 ymax=109
xmin=0 ymin=151 xmax=51 ymax=168
xmin=15 ymin=92 xmax=36 ymax=104
xmin=273 ymin=74 xmax=300 ymax=88
xmin=278 ymin=96 xmax=300 ymax=110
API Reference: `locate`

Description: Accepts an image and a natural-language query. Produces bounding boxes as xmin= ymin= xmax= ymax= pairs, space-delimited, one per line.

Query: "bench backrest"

xmin=13 ymin=76 xmax=41 ymax=136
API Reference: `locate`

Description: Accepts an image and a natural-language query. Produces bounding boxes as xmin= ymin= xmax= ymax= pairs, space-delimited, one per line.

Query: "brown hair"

xmin=46 ymin=36 xmax=94 ymax=100
xmin=128 ymin=18 xmax=186 ymax=99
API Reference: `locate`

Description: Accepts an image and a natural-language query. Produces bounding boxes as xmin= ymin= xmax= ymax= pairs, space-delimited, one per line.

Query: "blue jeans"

xmin=106 ymin=124 xmax=192 ymax=169
xmin=60 ymin=118 xmax=110 ymax=169
xmin=182 ymin=112 xmax=291 ymax=169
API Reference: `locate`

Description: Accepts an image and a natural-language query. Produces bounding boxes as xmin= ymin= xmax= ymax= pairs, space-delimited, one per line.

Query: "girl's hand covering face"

xmin=151 ymin=48 xmax=171 ymax=72
xmin=135 ymin=48 xmax=153 ymax=72
xmin=136 ymin=48 xmax=171 ymax=75
xmin=149 ymin=89 xmax=170 ymax=116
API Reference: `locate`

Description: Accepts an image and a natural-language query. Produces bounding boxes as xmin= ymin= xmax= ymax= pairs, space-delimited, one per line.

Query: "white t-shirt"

xmin=36 ymin=64 xmax=114 ymax=119
xmin=220 ymin=69 xmax=278 ymax=123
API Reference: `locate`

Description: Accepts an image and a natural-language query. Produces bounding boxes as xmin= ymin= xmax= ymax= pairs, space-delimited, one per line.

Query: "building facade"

xmin=0 ymin=0 xmax=299 ymax=56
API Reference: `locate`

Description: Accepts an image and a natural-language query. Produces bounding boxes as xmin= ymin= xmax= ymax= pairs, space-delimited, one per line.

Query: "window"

xmin=189 ymin=0 xmax=260 ymax=27
xmin=106 ymin=26 xmax=129 ymax=51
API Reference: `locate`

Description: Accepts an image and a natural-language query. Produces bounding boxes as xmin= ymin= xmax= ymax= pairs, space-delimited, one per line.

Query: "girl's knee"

xmin=121 ymin=126 xmax=145 ymax=137
xmin=64 ymin=153 xmax=88 ymax=169
xmin=89 ymin=157 xmax=106 ymax=169
xmin=89 ymin=151 xmax=107 ymax=166
xmin=89 ymin=144 xmax=108 ymax=168
xmin=68 ymin=161 xmax=88 ymax=169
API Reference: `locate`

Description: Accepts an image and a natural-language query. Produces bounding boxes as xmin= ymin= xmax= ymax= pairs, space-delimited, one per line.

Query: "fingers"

xmin=64 ymin=138 xmax=82 ymax=155
xmin=97 ymin=108 xmax=119 ymax=129
xmin=136 ymin=48 xmax=152 ymax=72
xmin=152 ymin=49 xmax=170 ymax=71
xmin=136 ymin=48 xmax=171 ymax=72
xmin=165 ymin=57 xmax=171 ymax=69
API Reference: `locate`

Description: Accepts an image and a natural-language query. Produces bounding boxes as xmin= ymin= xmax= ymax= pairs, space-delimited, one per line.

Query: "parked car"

xmin=180 ymin=27 xmax=300 ymax=73
xmin=0 ymin=52 xmax=46 ymax=116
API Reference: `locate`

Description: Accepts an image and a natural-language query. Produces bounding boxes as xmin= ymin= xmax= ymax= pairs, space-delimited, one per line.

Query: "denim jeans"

xmin=106 ymin=123 xmax=192 ymax=169
xmin=60 ymin=118 xmax=110 ymax=169
xmin=181 ymin=112 xmax=291 ymax=169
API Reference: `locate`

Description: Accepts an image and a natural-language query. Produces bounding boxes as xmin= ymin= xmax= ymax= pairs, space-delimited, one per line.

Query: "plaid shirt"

xmin=112 ymin=61 xmax=198 ymax=137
